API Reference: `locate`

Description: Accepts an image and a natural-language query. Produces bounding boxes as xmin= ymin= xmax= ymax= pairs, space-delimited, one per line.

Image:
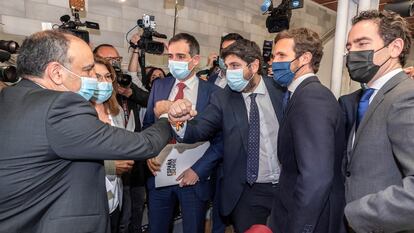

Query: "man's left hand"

xmin=176 ymin=168 xmax=199 ymax=187
xmin=117 ymin=86 xmax=133 ymax=98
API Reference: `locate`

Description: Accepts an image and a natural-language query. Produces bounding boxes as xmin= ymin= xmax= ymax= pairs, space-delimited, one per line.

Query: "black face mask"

xmin=346 ymin=45 xmax=390 ymax=84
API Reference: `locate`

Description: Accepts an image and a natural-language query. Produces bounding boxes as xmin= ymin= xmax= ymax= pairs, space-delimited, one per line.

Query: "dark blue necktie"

xmin=282 ymin=90 xmax=291 ymax=115
xmin=356 ymin=88 xmax=375 ymax=129
xmin=246 ymin=93 xmax=260 ymax=185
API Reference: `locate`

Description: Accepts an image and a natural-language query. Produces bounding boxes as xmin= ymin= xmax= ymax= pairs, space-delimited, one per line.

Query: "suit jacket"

xmin=344 ymin=72 xmax=414 ymax=233
xmin=272 ymin=76 xmax=346 ymax=233
xmin=181 ymin=77 xmax=284 ymax=216
xmin=0 ymin=79 xmax=171 ymax=233
xmin=207 ymin=72 xmax=219 ymax=84
xmin=143 ymin=76 xmax=223 ymax=201
xmin=338 ymin=89 xmax=362 ymax=140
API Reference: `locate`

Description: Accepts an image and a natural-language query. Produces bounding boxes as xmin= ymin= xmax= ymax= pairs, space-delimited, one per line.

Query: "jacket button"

xmin=346 ymin=171 xmax=351 ymax=177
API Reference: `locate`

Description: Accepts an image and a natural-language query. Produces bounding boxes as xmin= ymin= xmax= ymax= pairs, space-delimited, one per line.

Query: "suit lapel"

xmin=353 ymin=72 xmax=406 ymax=149
xmin=195 ymin=80 xmax=209 ymax=112
xmin=283 ymin=76 xmax=319 ymax=121
xmin=229 ymin=89 xmax=249 ymax=154
xmin=156 ymin=76 xmax=176 ymax=103
xmin=263 ymin=77 xmax=284 ymax=123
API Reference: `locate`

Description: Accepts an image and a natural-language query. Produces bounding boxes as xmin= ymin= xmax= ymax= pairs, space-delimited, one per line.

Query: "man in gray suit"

xmin=0 ymin=30 xmax=171 ymax=233
xmin=343 ymin=10 xmax=414 ymax=233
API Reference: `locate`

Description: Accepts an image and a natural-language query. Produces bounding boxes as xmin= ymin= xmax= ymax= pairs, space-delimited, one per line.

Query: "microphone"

xmin=0 ymin=50 xmax=11 ymax=63
xmin=260 ymin=0 xmax=273 ymax=13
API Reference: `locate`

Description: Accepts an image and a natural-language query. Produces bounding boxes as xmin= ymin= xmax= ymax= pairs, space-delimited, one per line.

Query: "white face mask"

xmin=60 ymin=65 xmax=98 ymax=101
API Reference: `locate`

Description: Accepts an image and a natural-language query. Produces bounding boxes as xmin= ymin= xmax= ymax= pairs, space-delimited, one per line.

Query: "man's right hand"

xmin=168 ymin=99 xmax=197 ymax=123
xmin=130 ymin=33 xmax=140 ymax=46
xmin=115 ymin=160 xmax=134 ymax=175
xmin=147 ymin=158 xmax=161 ymax=176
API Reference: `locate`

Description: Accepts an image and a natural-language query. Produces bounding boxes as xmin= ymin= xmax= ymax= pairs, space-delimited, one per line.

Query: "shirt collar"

xmin=368 ymin=68 xmax=403 ymax=91
xmin=288 ymin=72 xmax=315 ymax=93
xmin=174 ymin=74 xmax=198 ymax=90
xmin=242 ymin=76 xmax=266 ymax=100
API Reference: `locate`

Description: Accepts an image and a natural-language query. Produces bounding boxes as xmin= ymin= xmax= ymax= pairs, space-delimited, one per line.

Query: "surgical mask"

xmin=272 ymin=57 xmax=304 ymax=87
xmin=346 ymin=45 xmax=390 ymax=84
xmin=226 ymin=65 xmax=254 ymax=92
xmin=218 ymin=57 xmax=226 ymax=70
xmin=93 ymin=82 xmax=113 ymax=104
xmin=168 ymin=60 xmax=193 ymax=80
xmin=61 ymin=65 xmax=98 ymax=101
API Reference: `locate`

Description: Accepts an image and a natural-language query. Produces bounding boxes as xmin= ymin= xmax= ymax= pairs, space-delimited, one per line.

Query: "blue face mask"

xmin=218 ymin=57 xmax=226 ymax=70
xmin=226 ymin=65 xmax=254 ymax=92
xmin=168 ymin=60 xmax=193 ymax=80
xmin=61 ymin=65 xmax=98 ymax=101
xmin=272 ymin=57 xmax=306 ymax=87
xmin=93 ymin=82 xmax=113 ymax=104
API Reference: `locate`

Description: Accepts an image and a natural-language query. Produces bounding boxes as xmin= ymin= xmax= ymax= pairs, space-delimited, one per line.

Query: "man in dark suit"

xmin=144 ymin=33 xmax=222 ymax=233
xmin=342 ymin=10 xmax=414 ymax=233
xmin=207 ymin=33 xmax=244 ymax=89
xmin=270 ymin=28 xmax=346 ymax=233
xmin=0 ymin=30 xmax=171 ymax=233
xmin=168 ymin=39 xmax=284 ymax=232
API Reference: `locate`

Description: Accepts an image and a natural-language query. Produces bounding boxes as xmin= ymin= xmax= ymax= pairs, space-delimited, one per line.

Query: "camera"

xmin=0 ymin=40 xmax=19 ymax=84
xmin=0 ymin=40 xmax=19 ymax=54
xmin=117 ymin=72 xmax=132 ymax=88
xmin=57 ymin=14 xmax=99 ymax=43
xmin=130 ymin=14 xmax=167 ymax=55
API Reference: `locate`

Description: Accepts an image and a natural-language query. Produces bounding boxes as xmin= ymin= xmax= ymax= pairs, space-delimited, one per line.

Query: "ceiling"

xmin=311 ymin=0 xmax=414 ymax=32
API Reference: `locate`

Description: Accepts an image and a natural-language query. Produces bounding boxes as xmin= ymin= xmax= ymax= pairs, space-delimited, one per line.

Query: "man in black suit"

xmin=167 ymin=39 xmax=284 ymax=232
xmin=270 ymin=28 xmax=346 ymax=233
xmin=0 ymin=30 xmax=171 ymax=233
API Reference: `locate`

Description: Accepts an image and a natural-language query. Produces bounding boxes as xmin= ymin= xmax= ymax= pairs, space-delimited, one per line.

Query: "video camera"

xmin=0 ymin=40 xmax=19 ymax=84
xmin=130 ymin=15 xmax=167 ymax=55
xmin=57 ymin=14 xmax=99 ymax=43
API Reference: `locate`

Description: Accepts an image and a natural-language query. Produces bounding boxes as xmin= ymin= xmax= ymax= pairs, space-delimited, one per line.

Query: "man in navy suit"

xmin=143 ymin=33 xmax=222 ymax=233
xmin=270 ymin=28 xmax=346 ymax=233
xmin=168 ymin=39 xmax=284 ymax=232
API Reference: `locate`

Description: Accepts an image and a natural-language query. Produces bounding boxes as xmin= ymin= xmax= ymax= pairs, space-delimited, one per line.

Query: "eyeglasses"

xmin=96 ymin=73 xmax=113 ymax=82
xmin=104 ymin=57 xmax=123 ymax=63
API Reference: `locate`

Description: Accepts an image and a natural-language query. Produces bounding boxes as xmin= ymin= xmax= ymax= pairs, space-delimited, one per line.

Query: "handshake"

xmin=154 ymin=98 xmax=198 ymax=124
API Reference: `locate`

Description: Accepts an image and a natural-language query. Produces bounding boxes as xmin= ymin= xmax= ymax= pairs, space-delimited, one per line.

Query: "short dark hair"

xmin=221 ymin=39 xmax=264 ymax=75
xmin=274 ymin=28 xmax=324 ymax=73
xmin=221 ymin=33 xmax=244 ymax=48
xmin=17 ymin=30 xmax=72 ymax=78
xmin=352 ymin=10 xmax=412 ymax=66
xmin=93 ymin=44 xmax=116 ymax=55
xmin=168 ymin=33 xmax=200 ymax=57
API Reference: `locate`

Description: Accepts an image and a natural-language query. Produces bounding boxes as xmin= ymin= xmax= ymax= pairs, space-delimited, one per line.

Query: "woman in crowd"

xmin=92 ymin=56 xmax=135 ymax=233
xmin=143 ymin=66 xmax=166 ymax=91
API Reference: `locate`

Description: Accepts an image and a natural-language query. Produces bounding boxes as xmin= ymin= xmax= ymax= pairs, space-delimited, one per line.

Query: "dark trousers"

xmin=129 ymin=186 xmax=146 ymax=233
xmin=148 ymin=185 xmax=207 ymax=233
xmin=110 ymin=207 xmax=121 ymax=233
xmin=230 ymin=183 xmax=279 ymax=233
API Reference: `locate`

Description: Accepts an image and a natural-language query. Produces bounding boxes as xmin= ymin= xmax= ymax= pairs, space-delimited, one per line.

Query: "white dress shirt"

xmin=242 ymin=76 xmax=280 ymax=183
xmin=168 ymin=75 xmax=199 ymax=106
xmin=368 ymin=68 xmax=403 ymax=103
